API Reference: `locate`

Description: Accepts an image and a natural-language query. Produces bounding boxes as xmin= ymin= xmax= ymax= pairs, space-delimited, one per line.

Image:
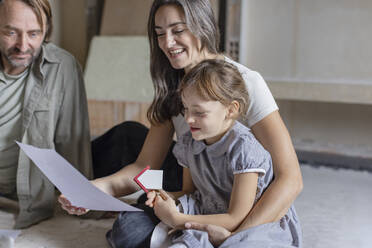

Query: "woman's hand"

xmin=153 ymin=190 xmax=179 ymax=227
xmin=58 ymin=194 xmax=89 ymax=215
xmin=185 ymin=222 xmax=232 ymax=247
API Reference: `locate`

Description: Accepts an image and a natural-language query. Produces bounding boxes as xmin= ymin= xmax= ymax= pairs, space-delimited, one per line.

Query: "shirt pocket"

xmin=34 ymin=92 xmax=52 ymax=118
xmin=28 ymin=93 xmax=61 ymax=146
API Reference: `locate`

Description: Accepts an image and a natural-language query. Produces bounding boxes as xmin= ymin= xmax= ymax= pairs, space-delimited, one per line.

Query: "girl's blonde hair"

xmin=179 ymin=59 xmax=249 ymax=118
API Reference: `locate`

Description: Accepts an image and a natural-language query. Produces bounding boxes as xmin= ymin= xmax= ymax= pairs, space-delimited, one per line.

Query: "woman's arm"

xmin=95 ymin=120 xmax=176 ymax=197
xmin=59 ymin=120 xmax=175 ymax=214
xmin=154 ymin=172 xmax=259 ymax=232
xmin=171 ymin=167 xmax=196 ymax=199
xmin=235 ymin=110 xmax=303 ymax=231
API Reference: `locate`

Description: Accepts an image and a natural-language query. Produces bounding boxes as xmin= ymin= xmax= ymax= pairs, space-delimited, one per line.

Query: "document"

xmin=17 ymin=142 xmax=140 ymax=212
xmin=0 ymin=229 xmax=21 ymax=248
xmin=0 ymin=229 xmax=21 ymax=239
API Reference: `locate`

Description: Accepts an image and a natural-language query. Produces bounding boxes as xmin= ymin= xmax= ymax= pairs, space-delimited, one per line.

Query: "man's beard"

xmin=2 ymin=46 xmax=41 ymax=69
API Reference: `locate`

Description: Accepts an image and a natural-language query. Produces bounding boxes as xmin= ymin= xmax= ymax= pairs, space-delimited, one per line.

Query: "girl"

xmin=146 ymin=59 xmax=302 ymax=247
xmin=60 ymin=0 xmax=303 ymax=247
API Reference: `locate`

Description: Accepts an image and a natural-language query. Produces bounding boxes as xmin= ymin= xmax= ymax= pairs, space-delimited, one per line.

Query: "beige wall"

xmin=100 ymin=0 xmax=219 ymax=36
xmin=240 ymin=0 xmax=372 ymax=159
xmin=49 ymin=0 xmax=89 ymax=67
xmin=49 ymin=0 xmax=61 ymax=45
xmin=51 ymin=0 xmax=220 ymax=67
xmin=60 ymin=0 xmax=87 ymax=67
xmin=100 ymin=0 xmax=153 ymax=36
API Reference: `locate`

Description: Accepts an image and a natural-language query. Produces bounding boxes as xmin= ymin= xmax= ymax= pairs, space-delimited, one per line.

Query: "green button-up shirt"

xmin=1 ymin=42 xmax=93 ymax=228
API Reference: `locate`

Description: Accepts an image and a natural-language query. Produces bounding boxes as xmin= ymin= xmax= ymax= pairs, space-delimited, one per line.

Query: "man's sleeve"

xmin=54 ymin=58 xmax=93 ymax=179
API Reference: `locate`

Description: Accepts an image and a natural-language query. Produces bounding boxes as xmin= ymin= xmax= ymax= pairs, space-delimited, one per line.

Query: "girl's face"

xmin=154 ymin=4 xmax=210 ymax=73
xmin=182 ymin=86 xmax=234 ymax=145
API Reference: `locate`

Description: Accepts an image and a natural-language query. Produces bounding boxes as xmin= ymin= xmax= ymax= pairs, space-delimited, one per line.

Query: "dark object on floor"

xmin=91 ymin=121 xmax=183 ymax=191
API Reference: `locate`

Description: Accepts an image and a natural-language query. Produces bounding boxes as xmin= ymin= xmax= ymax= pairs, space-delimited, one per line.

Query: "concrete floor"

xmin=295 ymin=165 xmax=372 ymax=248
xmin=1 ymin=164 xmax=371 ymax=248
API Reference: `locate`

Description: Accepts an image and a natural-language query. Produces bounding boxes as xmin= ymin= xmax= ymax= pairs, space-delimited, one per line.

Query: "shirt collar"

xmin=32 ymin=42 xmax=60 ymax=80
xmin=0 ymin=42 xmax=60 ymax=83
xmin=191 ymin=121 xmax=239 ymax=157
xmin=0 ymin=60 xmax=5 ymax=84
xmin=0 ymin=65 xmax=30 ymax=86
xmin=39 ymin=42 xmax=60 ymax=64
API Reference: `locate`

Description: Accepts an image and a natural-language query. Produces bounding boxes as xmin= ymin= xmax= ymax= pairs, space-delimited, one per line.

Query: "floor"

xmin=295 ymin=165 xmax=372 ymax=248
xmin=1 ymin=164 xmax=371 ymax=248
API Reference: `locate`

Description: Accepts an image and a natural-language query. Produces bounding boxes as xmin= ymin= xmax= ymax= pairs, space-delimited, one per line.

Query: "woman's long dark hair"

xmin=147 ymin=0 xmax=220 ymax=125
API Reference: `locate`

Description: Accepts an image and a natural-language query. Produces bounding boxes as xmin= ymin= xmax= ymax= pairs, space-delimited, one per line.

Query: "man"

xmin=0 ymin=0 xmax=92 ymax=228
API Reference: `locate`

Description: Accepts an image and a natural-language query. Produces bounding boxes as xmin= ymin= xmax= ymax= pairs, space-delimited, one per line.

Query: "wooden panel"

xmin=88 ymin=99 xmax=150 ymax=137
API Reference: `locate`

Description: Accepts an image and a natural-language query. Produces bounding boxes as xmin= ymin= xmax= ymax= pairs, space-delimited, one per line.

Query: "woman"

xmin=146 ymin=59 xmax=302 ymax=247
xmin=60 ymin=0 xmax=303 ymax=247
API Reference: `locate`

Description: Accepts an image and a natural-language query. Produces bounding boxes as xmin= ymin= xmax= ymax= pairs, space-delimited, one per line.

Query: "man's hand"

xmin=184 ymin=222 xmax=232 ymax=247
xmin=58 ymin=179 xmax=108 ymax=215
xmin=58 ymin=194 xmax=89 ymax=215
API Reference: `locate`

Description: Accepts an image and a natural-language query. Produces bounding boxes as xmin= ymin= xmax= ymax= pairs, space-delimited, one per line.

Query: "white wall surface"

xmin=84 ymin=36 xmax=153 ymax=102
xmin=240 ymin=0 xmax=372 ymax=158
xmin=241 ymin=0 xmax=372 ymax=83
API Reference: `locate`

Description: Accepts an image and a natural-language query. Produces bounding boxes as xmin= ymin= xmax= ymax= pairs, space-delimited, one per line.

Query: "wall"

xmin=86 ymin=1 xmax=155 ymax=136
xmin=240 ymin=0 xmax=372 ymax=82
xmin=48 ymin=0 xmax=61 ymax=45
xmin=240 ymin=0 xmax=372 ymax=164
xmin=278 ymin=100 xmax=372 ymax=156
xmin=86 ymin=0 xmax=220 ymax=136
xmin=60 ymin=0 xmax=88 ymax=67
xmin=51 ymin=0 xmax=99 ymax=68
xmin=84 ymin=36 xmax=152 ymax=135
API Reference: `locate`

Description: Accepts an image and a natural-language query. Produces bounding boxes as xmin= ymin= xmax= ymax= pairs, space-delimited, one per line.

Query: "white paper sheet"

xmin=0 ymin=229 xmax=21 ymax=239
xmin=0 ymin=229 xmax=21 ymax=248
xmin=17 ymin=142 xmax=140 ymax=212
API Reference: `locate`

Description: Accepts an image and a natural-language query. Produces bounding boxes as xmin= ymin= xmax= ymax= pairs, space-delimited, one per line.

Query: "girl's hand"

xmin=145 ymin=190 xmax=157 ymax=207
xmin=58 ymin=194 xmax=89 ymax=215
xmin=153 ymin=190 xmax=179 ymax=227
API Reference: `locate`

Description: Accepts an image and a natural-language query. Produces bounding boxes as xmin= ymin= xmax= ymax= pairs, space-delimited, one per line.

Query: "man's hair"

xmin=0 ymin=0 xmax=53 ymax=41
xmin=179 ymin=59 xmax=250 ymax=119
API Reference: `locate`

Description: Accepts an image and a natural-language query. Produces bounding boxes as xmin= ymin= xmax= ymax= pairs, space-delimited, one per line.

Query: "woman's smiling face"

xmin=154 ymin=4 xmax=206 ymax=73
